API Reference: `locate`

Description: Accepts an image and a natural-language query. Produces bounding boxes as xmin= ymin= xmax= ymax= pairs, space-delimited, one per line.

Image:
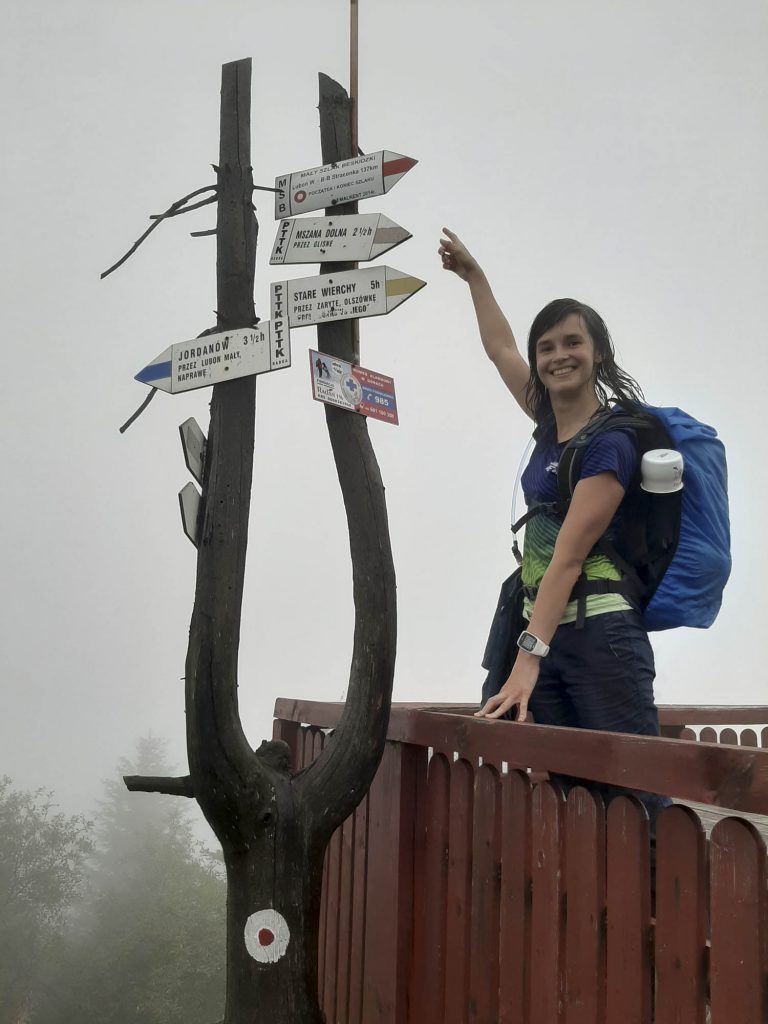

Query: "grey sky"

xmin=1 ymin=0 xmax=766 ymax=816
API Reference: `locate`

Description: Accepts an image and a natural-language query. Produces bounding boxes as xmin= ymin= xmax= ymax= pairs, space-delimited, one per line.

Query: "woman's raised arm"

xmin=439 ymin=228 xmax=532 ymax=417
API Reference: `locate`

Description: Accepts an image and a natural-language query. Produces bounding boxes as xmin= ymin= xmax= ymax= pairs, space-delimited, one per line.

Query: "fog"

xmin=1 ymin=0 xmax=766 ymax=827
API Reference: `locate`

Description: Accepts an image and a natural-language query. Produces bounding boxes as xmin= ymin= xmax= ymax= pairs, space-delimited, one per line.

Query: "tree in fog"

xmin=33 ymin=737 xmax=226 ymax=1024
xmin=0 ymin=777 xmax=91 ymax=1022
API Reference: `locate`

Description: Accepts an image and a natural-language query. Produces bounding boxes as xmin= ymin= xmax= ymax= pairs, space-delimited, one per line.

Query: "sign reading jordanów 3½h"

xmin=272 ymin=267 xmax=425 ymax=328
xmin=134 ymin=321 xmax=290 ymax=394
xmin=270 ymin=214 xmax=411 ymax=265
xmin=274 ymin=151 xmax=417 ymax=218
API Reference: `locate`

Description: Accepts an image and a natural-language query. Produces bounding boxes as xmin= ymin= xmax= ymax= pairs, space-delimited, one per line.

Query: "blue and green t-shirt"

xmin=521 ymin=429 xmax=639 ymax=623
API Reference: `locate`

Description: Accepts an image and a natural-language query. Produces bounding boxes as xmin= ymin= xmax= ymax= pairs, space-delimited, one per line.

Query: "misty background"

xmin=2 ymin=0 xmax=766 ymax=839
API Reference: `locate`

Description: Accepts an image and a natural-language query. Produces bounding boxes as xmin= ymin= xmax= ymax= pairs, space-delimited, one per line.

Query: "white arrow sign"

xmin=270 ymin=214 xmax=411 ymax=265
xmin=179 ymin=482 xmax=201 ymax=547
xmin=272 ymin=267 xmax=425 ymax=329
xmin=274 ymin=151 xmax=417 ymax=219
xmin=179 ymin=418 xmax=206 ymax=486
xmin=135 ymin=321 xmax=290 ymax=394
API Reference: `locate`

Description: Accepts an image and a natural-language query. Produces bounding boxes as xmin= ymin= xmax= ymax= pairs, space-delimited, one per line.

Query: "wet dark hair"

xmin=524 ymin=298 xmax=644 ymax=430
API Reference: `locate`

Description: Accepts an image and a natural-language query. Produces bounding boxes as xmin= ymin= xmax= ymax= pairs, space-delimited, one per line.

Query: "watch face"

xmin=520 ymin=633 xmax=537 ymax=652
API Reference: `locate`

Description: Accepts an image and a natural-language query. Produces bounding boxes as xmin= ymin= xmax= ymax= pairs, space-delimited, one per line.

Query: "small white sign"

xmin=272 ymin=266 xmax=425 ymax=329
xmin=179 ymin=418 xmax=206 ymax=486
xmin=135 ymin=322 xmax=290 ymax=394
xmin=270 ymin=214 xmax=411 ymax=265
xmin=179 ymin=483 xmax=201 ymax=547
xmin=274 ymin=151 xmax=417 ymax=219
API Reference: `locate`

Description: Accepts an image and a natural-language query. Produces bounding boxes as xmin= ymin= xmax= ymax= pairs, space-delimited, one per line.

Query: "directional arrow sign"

xmin=270 ymin=214 xmax=411 ymax=265
xmin=135 ymin=321 xmax=290 ymax=394
xmin=179 ymin=482 xmax=201 ymax=547
xmin=274 ymin=151 xmax=417 ymax=219
xmin=179 ymin=418 xmax=206 ymax=486
xmin=272 ymin=266 xmax=425 ymax=329
xmin=310 ymin=350 xmax=398 ymax=425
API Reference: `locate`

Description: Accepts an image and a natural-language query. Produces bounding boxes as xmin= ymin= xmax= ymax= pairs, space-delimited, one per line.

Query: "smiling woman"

xmin=438 ymin=228 xmax=669 ymax=823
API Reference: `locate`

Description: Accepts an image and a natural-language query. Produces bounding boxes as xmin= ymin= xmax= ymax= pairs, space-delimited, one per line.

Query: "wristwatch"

xmin=516 ymin=630 xmax=550 ymax=657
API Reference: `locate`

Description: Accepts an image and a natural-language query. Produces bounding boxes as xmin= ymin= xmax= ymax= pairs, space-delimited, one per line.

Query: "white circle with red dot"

xmin=244 ymin=909 xmax=290 ymax=963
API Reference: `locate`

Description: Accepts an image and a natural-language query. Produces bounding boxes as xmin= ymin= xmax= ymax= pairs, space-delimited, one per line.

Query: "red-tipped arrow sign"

xmin=273 ymin=266 xmax=425 ymax=329
xmin=270 ymin=213 xmax=411 ymax=265
xmin=274 ymin=151 xmax=417 ymax=219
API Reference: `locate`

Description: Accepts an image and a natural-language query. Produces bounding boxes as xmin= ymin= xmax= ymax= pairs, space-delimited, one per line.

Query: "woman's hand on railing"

xmin=474 ymin=653 xmax=541 ymax=721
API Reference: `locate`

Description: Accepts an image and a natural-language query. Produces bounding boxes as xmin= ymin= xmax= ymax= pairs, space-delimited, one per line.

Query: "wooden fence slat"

xmin=741 ymin=728 xmax=758 ymax=747
xmin=334 ymin=811 xmax=355 ymax=1024
xmin=679 ymin=727 xmax=696 ymax=741
xmin=315 ymin=730 xmax=328 ymax=1006
xmin=719 ymin=727 xmax=738 ymax=746
xmin=469 ymin=764 xmax=502 ymax=1024
xmin=444 ymin=758 xmax=475 ymax=1024
xmin=499 ymin=770 xmax=532 ymax=1024
xmin=710 ymin=817 xmax=768 ymax=1024
xmin=347 ymin=791 xmax=369 ymax=1024
xmin=564 ymin=786 xmax=606 ymax=1024
xmin=654 ymin=805 xmax=708 ymax=1024
xmin=530 ymin=781 xmax=565 ymax=1024
xmin=410 ymin=753 xmax=450 ymax=1024
xmin=271 ymin=717 xmax=301 ymax=766
xmin=606 ymin=797 xmax=652 ymax=1024
xmin=362 ymin=742 xmax=421 ymax=1023
xmin=699 ymin=727 xmax=718 ymax=744
xmin=762 ymin=726 xmax=768 ymax=748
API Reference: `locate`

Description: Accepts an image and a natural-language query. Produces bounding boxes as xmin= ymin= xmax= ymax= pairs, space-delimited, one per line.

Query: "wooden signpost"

xmin=112 ymin=45 xmax=407 ymax=1022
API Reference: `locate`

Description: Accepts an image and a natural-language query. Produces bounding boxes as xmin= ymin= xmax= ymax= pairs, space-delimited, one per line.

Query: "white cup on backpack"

xmin=640 ymin=449 xmax=684 ymax=493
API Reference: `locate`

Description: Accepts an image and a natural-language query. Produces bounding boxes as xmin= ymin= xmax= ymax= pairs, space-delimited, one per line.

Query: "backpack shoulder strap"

xmin=556 ymin=409 xmax=653 ymax=502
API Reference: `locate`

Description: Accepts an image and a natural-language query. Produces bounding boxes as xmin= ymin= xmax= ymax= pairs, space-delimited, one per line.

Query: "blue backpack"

xmin=552 ymin=405 xmax=731 ymax=631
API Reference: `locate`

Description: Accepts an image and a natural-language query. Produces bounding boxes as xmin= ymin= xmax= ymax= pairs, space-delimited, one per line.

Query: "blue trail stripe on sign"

xmin=136 ymin=360 xmax=172 ymax=384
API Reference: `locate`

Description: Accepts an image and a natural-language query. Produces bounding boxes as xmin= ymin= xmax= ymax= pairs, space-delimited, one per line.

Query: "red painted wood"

xmin=315 ymin=730 xmax=328 ymax=1006
xmin=530 ymin=781 xmax=566 ymax=1024
xmin=762 ymin=726 xmax=768 ymax=748
xmin=335 ymin=810 xmax=355 ymax=1024
xmin=411 ymin=753 xmax=450 ymax=1024
xmin=679 ymin=727 xmax=696 ymax=741
xmin=469 ymin=764 xmax=502 ymax=1023
xmin=709 ymin=817 xmax=768 ymax=1023
xmin=719 ymin=727 xmax=738 ymax=746
xmin=499 ymin=770 xmax=532 ymax=1024
xmin=444 ymin=758 xmax=475 ymax=1024
xmin=606 ymin=797 xmax=652 ymax=1024
xmin=347 ymin=791 xmax=369 ymax=1024
xmin=654 ymin=805 xmax=707 ymax=1024
xmin=273 ymin=701 xmax=768 ymax=815
xmin=564 ymin=786 xmax=606 ymax=1024
xmin=741 ymin=728 xmax=758 ymax=747
xmin=362 ymin=742 xmax=420 ymax=1023
xmin=271 ymin=717 xmax=301 ymax=767
xmin=698 ymin=727 xmax=717 ymax=744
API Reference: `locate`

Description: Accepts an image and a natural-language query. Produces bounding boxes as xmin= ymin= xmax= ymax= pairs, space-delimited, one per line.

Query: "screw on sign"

xmin=243 ymin=909 xmax=290 ymax=964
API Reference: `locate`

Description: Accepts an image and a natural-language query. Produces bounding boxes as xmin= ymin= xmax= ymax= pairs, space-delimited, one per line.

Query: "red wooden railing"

xmin=273 ymin=702 xmax=768 ymax=1024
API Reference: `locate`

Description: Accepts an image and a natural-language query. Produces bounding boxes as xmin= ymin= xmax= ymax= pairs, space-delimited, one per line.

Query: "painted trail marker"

xmin=310 ymin=349 xmax=398 ymax=425
xmin=274 ymin=151 xmax=417 ymax=218
xmin=135 ymin=321 xmax=290 ymax=394
xmin=270 ymin=214 xmax=411 ymax=265
xmin=273 ymin=266 xmax=425 ymax=328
